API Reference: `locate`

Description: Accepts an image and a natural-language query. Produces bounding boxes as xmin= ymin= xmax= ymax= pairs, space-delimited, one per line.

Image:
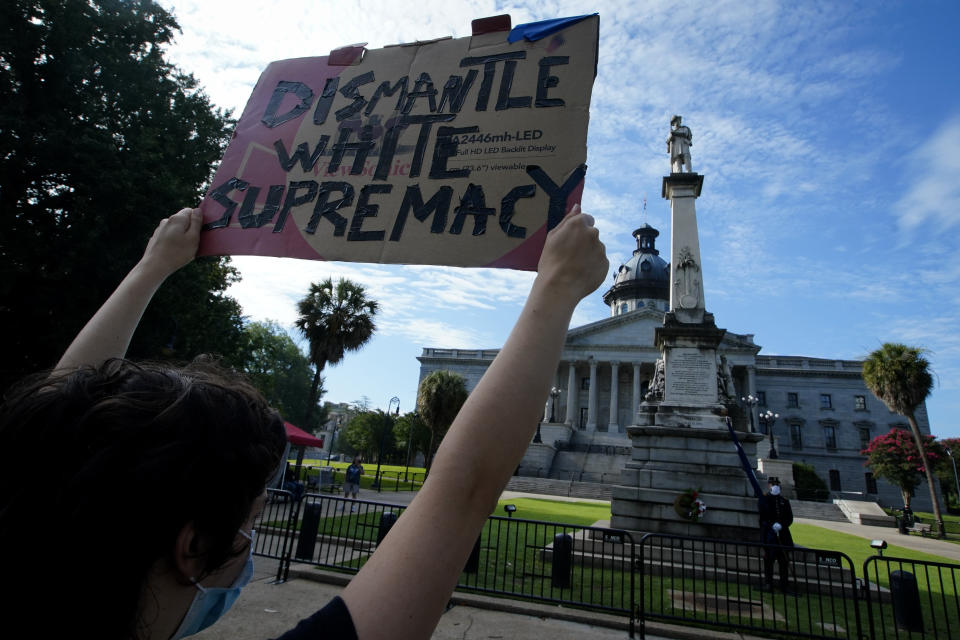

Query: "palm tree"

xmin=296 ymin=278 xmax=378 ymax=426
xmin=416 ymin=370 xmax=468 ymax=473
xmin=862 ymin=343 xmax=944 ymax=537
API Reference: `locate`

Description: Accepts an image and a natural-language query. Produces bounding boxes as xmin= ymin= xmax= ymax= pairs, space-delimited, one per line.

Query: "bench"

xmin=906 ymin=522 xmax=932 ymax=536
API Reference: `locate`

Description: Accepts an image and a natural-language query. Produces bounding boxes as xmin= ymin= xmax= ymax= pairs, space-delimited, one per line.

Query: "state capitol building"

xmin=417 ymin=222 xmax=938 ymax=512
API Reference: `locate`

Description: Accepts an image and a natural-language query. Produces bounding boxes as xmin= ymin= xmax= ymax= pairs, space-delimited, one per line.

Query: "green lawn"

xmin=493 ymin=498 xmax=611 ymax=526
xmin=792 ymin=523 xmax=954 ymax=578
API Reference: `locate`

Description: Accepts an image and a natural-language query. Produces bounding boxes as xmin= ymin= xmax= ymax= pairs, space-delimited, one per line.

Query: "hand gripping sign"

xmin=198 ymin=14 xmax=599 ymax=271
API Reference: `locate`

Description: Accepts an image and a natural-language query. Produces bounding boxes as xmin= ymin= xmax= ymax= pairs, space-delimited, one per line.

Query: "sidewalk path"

xmin=795 ymin=517 xmax=960 ymax=562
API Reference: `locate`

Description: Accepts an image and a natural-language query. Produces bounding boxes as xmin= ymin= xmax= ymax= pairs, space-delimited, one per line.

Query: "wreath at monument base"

xmin=674 ymin=488 xmax=707 ymax=522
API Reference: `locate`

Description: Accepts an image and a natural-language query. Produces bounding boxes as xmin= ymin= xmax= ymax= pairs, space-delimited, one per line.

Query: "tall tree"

xmin=393 ymin=412 xmax=431 ymax=467
xmin=863 ymin=343 xmax=945 ymax=536
xmin=862 ymin=428 xmax=945 ymax=509
xmin=343 ymin=410 xmax=396 ymax=461
xmin=242 ymin=321 xmax=326 ymax=431
xmin=295 ymin=278 xmax=378 ymax=426
xmin=0 ymin=0 xmax=241 ymax=386
xmin=416 ymin=370 xmax=468 ymax=473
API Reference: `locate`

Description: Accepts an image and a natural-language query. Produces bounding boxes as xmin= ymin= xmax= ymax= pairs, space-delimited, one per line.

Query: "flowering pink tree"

xmin=862 ymin=428 xmax=946 ymax=508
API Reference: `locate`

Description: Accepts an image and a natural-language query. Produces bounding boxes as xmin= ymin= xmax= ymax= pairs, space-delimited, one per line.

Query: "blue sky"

xmin=160 ymin=0 xmax=960 ymax=437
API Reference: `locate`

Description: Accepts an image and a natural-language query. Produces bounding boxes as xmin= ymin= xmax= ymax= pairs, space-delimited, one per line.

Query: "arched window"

xmin=640 ymin=260 xmax=651 ymax=273
xmin=620 ymin=303 xmax=628 ymax=314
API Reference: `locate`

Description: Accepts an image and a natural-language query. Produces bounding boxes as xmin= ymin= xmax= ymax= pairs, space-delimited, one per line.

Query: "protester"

xmin=0 ymin=202 xmax=607 ymax=639
xmin=758 ymin=476 xmax=795 ymax=593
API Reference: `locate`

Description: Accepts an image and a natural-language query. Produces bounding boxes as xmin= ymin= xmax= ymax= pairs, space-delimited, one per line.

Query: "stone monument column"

xmin=564 ymin=362 xmax=577 ymax=425
xmin=612 ymin=116 xmax=763 ymax=542
xmin=609 ymin=361 xmax=620 ymax=432
xmin=586 ymin=359 xmax=598 ymax=431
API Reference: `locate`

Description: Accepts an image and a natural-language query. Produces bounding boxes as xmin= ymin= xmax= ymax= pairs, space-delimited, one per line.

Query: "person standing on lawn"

xmin=759 ymin=476 xmax=794 ymax=592
xmin=344 ymin=456 xmax=364 ymax=510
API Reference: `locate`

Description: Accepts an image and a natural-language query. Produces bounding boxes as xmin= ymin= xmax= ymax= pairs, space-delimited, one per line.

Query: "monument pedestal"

xmin=612 ymin=425 xmax=764 ymax=541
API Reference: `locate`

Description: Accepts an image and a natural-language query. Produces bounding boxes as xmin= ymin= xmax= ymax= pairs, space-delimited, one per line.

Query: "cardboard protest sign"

xmin=199 ymin=14 xmax=598 ymax=271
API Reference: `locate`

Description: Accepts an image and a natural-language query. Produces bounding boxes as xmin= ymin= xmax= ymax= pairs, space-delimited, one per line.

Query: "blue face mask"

xmin=171 ymin=529 xmax=256 ymax=639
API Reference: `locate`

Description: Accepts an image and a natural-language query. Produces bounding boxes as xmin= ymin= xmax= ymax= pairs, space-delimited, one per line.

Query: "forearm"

xmin=55 ymin=261 xmax=169 ymax=370
xmin=429 ymin=276 xmax=576 ymax=509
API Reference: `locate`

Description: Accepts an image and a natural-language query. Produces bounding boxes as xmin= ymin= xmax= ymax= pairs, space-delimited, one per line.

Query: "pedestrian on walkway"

xmin=344 ymin=456 xmax=364 ymax=511
xmin=759 ymin=476 xmax=794 ymax=592
xmin=0 ymin=202 xmax=607 ymax=639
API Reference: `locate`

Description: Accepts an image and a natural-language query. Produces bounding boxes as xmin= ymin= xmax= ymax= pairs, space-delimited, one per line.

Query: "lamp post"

xmin=372 ymin=396 xmax=400 ymax=491
xmin=946 ymin=447 xmax=960 ymax=510
xmin=404 ymin=411 xmax=417 ymax=484
xmin=327 ymin=415 xmax=342 ymax=465
xmin=759 ymin=410 xmax=780 ymax=458
xmin=741 ymin=395 xmax=760 ymax=433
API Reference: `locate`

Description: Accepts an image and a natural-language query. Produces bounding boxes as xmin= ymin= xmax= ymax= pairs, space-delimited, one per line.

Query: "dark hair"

xmin=0 ymin=358 xmax=287 ymax=638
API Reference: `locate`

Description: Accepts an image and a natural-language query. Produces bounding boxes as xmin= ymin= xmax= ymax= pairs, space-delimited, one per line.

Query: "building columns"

xmin=564 ymin=362 xmax=577 ymax=426
xmin=747 ymin=365 xmax=758 ymax=433
xmin=586 ymin=359 xmax=598 ymax=431
xmin=609 ymin=361 xmax=620 ymax=432
xmin=632 ymin=363 xmax=642 ymax=417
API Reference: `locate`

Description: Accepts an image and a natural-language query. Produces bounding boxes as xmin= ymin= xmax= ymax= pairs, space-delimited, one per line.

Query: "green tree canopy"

xmin=241 ymin=321 xmax=326 ymax=431
xmin=393 ymin=412 xmax=431 ymax=463
xmin=862 ymin=427 xmax=945 ymax=508
xmin=416 ymin=370 xmax=468 ymax=471
xmin=0 ymin=0 xmax=242 ymax=386
xmin=343 ymin=410 xmax=396 ymax=461
xmin=863 ymin=343 xmax=944 ymax=534
xmin=296 ymin=278 xmax=379 ymax=425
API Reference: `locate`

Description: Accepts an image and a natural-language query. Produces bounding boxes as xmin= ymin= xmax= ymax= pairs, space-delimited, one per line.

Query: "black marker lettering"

xmin=526 ymin=163 xmax=587 ymax=230
xmin=460 ymin=52 xmax=526 ymax=111
xmin=335 ymin=71 xmax=376 ymax=121
xmin=273 ymin=180 xmax=319 ymax=232
xmin=437 ymin=70 xmax=478 ymax=113
xmin=313 ymin=77 xmax=339 ymax=125
xmin=273 ymin=136 xmax=330 ymax=172
xmin=499 ymin=184 xmax=535 ymax=238
xmin=365 ymin=77 xmax=408 ymax=115
xmin=430 ymin=125 xmax=477 ymax=179
xmin=389 ymin=185 xmax=453 ymax=240
xmin=261 ymin=81 xmax=314 ymax=129
xmin=203 ymin=177 xmax=249 ymax=229
xmin=401 ymin=72 xmax=438 ymax=114
xmin=305 ymin=182 xmax=354 ymax=236
xmin=495 ymin=60 xmax=532 ymax=110
xmin=450 ymin=184 xmax=495 ymax=236
xmin=536 ymin=56 xmax=568 ymax=107
xmin=348 ymin=184 xmax=392 ymax=241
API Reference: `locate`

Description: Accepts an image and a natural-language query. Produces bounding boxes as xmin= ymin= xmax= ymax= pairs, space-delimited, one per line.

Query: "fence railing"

xmin=255 ymin=492 xmax=637 ymax=636
xmin=862 ymin=554 xmax=960 ymax=639
xmin=254 ymin=492 xmax=960 ymax=640
xmin=638 ymin=533 xmax=862 ymax=639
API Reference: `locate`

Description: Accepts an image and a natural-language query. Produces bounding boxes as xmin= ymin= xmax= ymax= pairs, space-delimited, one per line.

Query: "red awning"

xmin=284 ymin=421 xmax=325 ymax=448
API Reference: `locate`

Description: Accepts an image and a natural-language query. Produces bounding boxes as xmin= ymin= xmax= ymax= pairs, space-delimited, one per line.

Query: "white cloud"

xmin=894 ymin=115 xmax=960 ymax=231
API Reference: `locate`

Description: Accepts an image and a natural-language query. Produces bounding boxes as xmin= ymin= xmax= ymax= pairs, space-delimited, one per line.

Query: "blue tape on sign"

xmin=507 ymin=14 xmax=597 ymax=43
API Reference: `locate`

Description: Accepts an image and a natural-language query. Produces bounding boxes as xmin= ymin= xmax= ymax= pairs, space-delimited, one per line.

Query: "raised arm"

xmin=343 ymin=205 xmax=608 ymax=640
xmin=55 ymin=207 xmax=202 ymax=370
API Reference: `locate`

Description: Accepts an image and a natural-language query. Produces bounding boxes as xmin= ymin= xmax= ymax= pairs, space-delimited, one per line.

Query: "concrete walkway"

xmin=795 ymin=517 xmax=960 ymax=562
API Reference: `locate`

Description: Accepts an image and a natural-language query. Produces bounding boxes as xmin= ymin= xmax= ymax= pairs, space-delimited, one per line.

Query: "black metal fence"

xmin=862 ymin=555 xmax=960 ymax=639
xmin=253 ymin=492 xmax=960 ymax=640
xmin=638 ymin=533 xmax=861 ymax=639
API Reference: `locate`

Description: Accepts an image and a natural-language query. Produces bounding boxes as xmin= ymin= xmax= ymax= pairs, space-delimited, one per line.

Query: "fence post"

xmin=890 ymin=570 xmax=925 ymax=632
xmin=551 ymin=533 xmax=573 ymax=588
xmin=294 ymin=502 xmax=323 ymax=562
xmin=377 ymin=511 xmax=398 ymax=546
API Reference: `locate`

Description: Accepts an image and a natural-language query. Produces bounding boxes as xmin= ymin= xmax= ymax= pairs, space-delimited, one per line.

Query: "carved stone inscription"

xmin=666 ymin=348 xmax=716 ymax=403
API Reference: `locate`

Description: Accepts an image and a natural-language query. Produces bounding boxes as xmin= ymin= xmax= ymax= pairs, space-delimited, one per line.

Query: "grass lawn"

xmin=493 ymin=498 xmax=611 ymax=526
xmin=792 ymin=523 xmax=955 ymax=578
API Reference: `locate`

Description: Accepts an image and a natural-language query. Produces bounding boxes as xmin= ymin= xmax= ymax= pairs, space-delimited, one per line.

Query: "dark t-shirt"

xmin=271 ymin=596 xmax=357 ymax=640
